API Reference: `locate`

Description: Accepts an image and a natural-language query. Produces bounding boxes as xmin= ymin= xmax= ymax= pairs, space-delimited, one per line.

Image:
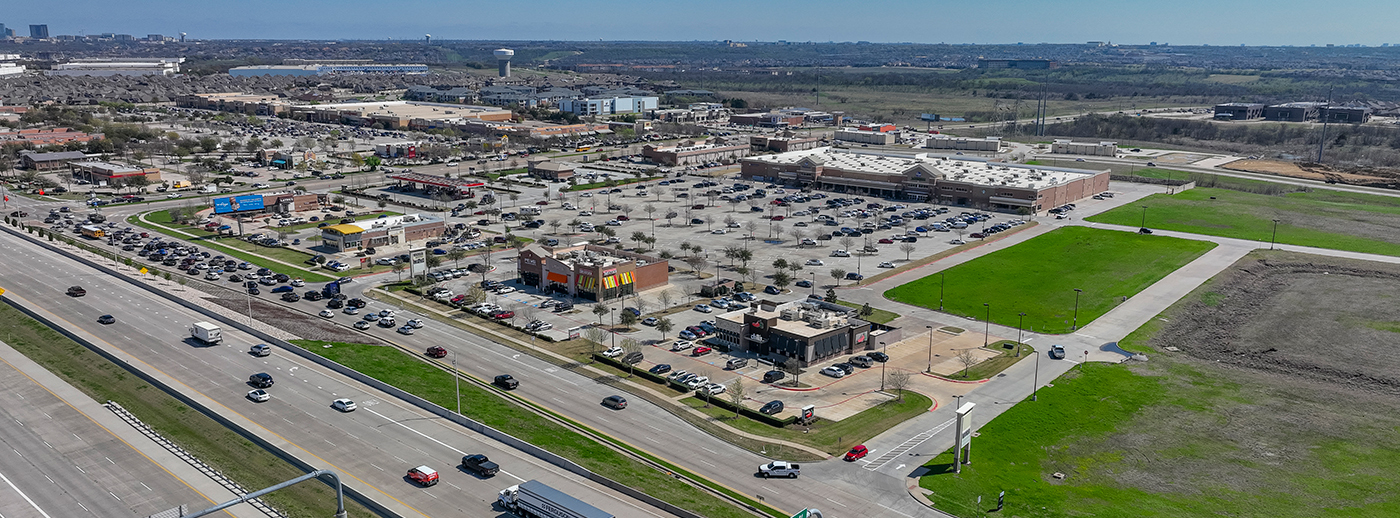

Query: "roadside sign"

xmin=139 ymin=267 xmax=149 ymax=275
xmin=790 ymin=509 xmax=810 ymax=518
xmin=0 ymin=287 xmax=6 ymax=296
xmin=997 ymin=491 xmax=1004 ymax=512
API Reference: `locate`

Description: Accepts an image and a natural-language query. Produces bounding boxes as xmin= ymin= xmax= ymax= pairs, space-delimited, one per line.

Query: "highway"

xmin=0 ymin=234 xmax=673 ymax=518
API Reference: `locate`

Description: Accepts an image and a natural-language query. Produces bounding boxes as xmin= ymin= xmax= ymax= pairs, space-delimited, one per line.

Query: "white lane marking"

xmin=879 ymin=503 xmax=916 ymax=518
xmin=364 ymin=408 xmax=526 ymax=483
xmin=0 ymin=469 xmax=53 ymax=518
xmin=75 ymin=465 xmax=85 ymax=474
xmin=825 ymin=497 xmax=849 ymax=507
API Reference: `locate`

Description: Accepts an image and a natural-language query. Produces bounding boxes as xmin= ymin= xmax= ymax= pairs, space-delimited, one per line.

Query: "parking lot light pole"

xmin=810 ymin=272 xmax=816 ymax=295
xmin=983 ymin=303 xmax=990 ymax=346
xmin=610 ymin=307 xmax=617 ymax=349
xmin=1072 ymin=288 xmax=1082 ymax=331
xmin=879 ymin=341 xmax=887 ymax=391
xmin=1270 ymin=219 xmax=1280 ymax=250
xmin=939 ymin=272 xmax=945 ymax=311
xmin=1017 ymin=312 xmax=1026 ymax=357
xmin=1139 ymin=205 xmax=1148 ymax=229
xmin=926 ymin=325 xmax=934 ymax=373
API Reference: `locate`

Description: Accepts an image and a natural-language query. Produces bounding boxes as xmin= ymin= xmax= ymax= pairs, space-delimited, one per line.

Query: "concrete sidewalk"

xmin=0 ymin=338 xmax=265 ymax=518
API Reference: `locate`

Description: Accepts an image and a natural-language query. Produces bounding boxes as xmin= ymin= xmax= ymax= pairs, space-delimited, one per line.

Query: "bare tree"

xmin=899 ymin=243 xmax=916 ymax=261
xmin=658 ymin=289 xmax=674 ymax=310
xmin=684 ymin=255 xmax=709 ymax=276
xmin=621 ymin=338 xmax=643 ymax=377
xmin=728 ymin=377 xmax=747 ymax=419
xmin=634 ymin=296 xmax=649 ymax=316
xmin=584 ymin=326 xmax=608 ymax=359
xmin=743 ymin=220 xmax=759 ymax=241
xmin=839 ymin=236 xmax=855 ymax=251
xmin=790 ymin=228 xmax=806 ymax=246
xmin=956 ymin=348 xmax=980 ymax=378
xmin=886 ymin=370 xmax=911 ymax=401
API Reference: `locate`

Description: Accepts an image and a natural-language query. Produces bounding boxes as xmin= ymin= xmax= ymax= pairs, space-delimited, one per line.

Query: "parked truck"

xmin=497 ymin=480 xmax=614 ymax=518
xmin=190 ymin=322 xmax=223 ymax=344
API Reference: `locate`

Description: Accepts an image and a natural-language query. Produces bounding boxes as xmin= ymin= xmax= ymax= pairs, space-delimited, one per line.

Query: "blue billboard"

xmin=212 ymin=194 xmax=266 ymax=214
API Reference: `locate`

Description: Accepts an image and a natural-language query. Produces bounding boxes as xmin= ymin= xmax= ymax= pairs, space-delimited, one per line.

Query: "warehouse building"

xmin=319 ymin=214 xmax=445 ymax=252
xmin=740 ymin=147 xmax=1109 ymax=211
xmin=67 ymin=161 xmax=161 ymax=184
xmin=1213 ymin=103 xmax=1265 ymax=120
xmin=925 ymin=135 xmax=1001 ymax=152
xmin=642 ymin=138 xmax=750 ymax=166
xmin=1050 ymin=139 xmax=1117 ymax=156
xmin=713 ymin=298 xmax=880 ymax=367
xmin=557 ymin=96 xmax=658 ymax=116
xmin=834 ymin=128 xmax=896 ymax=145
xmin=288 ymin=101 xmax=511 ymax=129
xmin=1264 ymin=102 xmax=1324 ymax=121
xmin=49 ymin=58 xmax=183 ymax=77
xmin=19 ymin=150 xmax=88 ymax=170
xmin=517 ymin=244 xmax=669 ymax=302
xmin=750 ymin=134 xmax=823 ymax=153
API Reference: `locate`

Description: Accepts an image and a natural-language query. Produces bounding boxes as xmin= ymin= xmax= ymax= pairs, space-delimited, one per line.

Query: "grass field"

xmin=1087 ymin=187 xmax=1400 ymax=256
xmin=295 ymin=339 xmax=775 ymax=518
xmin=884 ymin=227 xmax=1216 ymax=334
xmin=682 ymin=390 xmax=932 ymax=455
xmin=0 ymin=304 xmax=373 ymax=518
xmin=917 ymin=251 xmax=1400 ymax=518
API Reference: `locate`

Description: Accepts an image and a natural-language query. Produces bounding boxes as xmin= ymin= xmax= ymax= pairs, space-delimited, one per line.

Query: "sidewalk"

xmin=0 ymin=338 xmax=265 ymax=518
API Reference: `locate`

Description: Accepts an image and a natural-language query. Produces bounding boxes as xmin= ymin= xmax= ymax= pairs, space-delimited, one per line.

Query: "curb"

xmin=919 ymin=371 xmax=991 ymax=384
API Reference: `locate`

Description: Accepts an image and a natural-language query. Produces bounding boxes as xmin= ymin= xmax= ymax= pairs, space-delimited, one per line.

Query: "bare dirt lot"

xmin=1224 ymin=159 xmax=1400 ymax=188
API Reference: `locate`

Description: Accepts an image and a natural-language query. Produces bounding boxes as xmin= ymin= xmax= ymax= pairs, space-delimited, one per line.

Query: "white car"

xmin=290 ymin=279 xmax=305 ymax=287
xmin=949 ymin=239 xmax=967 ymax=245
xmin=397 ymin=325 xmax=415 ymax=335
xmin=821 ymin=366 xmax=846 ymax=378
xmin=246 ymin=389 xmax=270 ymax=402
xmin=343 ymin=307 xmax=360 ymax=315
xmin=495 ymin=287 xmax=516 ymax=294
xmin=685 ymin=376 xmax=710 ymax=389
xmin=670 ymin=340 xmax=693 ymax=351
xmin=693 ymin=304 xmax=713 ymax=313
xmin=319 ymin=310 xmax=335 ymax=318
xmin=878 ymin=262 xmax=895 ymax=268
xmin=331 ymin=398 xmax=357 ymax=412
xmin=805 ymin=259 xmax=824 ymax=266
xmin=701 ymin=383 xmax=726 ymax=396
xmin=166 ymin=193 xmax=181 ymax=199
xmin=379 ymin=309 xmax=394 ymax=318
xmin=579 ymin=211 xmax=593 ymax=216
xmin=406 ymin=318 xmax=425 ymax=329
xmin=606 ymin=220 xmax=622 ymax=226
xmin=710 ymin=229 xmax=727 ymax=234
xmin=353 ymin=320 xmax=371 ymax=330
xmin=204 ymin=272 xmax=221 ymax=280
xmin=603 ymin=346 xmax=624 ymax=358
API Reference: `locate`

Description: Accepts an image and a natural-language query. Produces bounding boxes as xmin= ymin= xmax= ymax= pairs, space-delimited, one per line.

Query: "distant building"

xmin=288 ymin=101 xmax=511 ymax=129
xmin=404 ymin=85 xmax=479 ymax=104
xmin=750 ymin=134 xmax=823 ymax=153
xmin=834 ymin=128 xmax=896 ymax=145
xmin=0 ymin=127 xmax=103 ymax=146
xmin=49 ymin=58 xmax=183 ymax=77
xmin=67 ymin=161 xmax=161 ymax=185
xmin=320 ymin=214 xmax=444 ymax=253
xmin=1264 ymin=102 xmax=1324 ymax=121
xmin=977 ymin=58 xmax=1057 ymax=69
xmin=713 ymin=298 xmax=878 ymax=367
xmin=29 ymin=25 xmax=48 ymax=39
xmin=730 ymin=112 xmax=805 ymax=128
xmin=925 ymin=135 xmax=1002 ymax=152
xmin=516 ymin=243 xmax=670 ymax=302
xmin=642 ymin=138 xmax=749 ymax=166
xmin=557 ymin=96 xmax=659 ymax=116
xmin=649 ymin=103 xmax=731 ymax=124
xmin=1213 ymin=103 xmax=1265 ymax=120
xmin=1320 ymin=105 xmax=1372 ymax=123
xmin=1050 ymin=139 xmax=1117 ymax=156
xmin=527 ymin=160 xmax=577 ymax=181
xmin=228 ymin=63 xmax=428 ymax=77
xmin=19 ymin=150 xmax=88 ymax=170
xmin=176 ymin=93 xmax=286 ymax=116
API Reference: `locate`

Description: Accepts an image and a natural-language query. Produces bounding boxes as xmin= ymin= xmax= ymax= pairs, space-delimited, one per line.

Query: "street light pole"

xmin=879 ymin=341 xmax=887 ymax=391
xmin=1032 ymin=342 xmax=1041 ymax=402
xmin=926 ymin=325 xmax=934 ymax=373
xmin=939 ymin=272 xmax=945 ymax=311
xmin=1139 ymin=205 xmax=1148 ymax=230
xmin=1017 ymin=312 xmax=1026 ymax=357
xmin=610 ymin=307 xmax=617 ymax=349
xmin=983 ymin=302 xmax=990 ymax=347
xmin=1270 ymin=219 xmax=1280 ymax=250
xmin=1072 ymin=288 xmax=1082 ymax=331
xmin=453 ymin=350 xmax=461 ymax=414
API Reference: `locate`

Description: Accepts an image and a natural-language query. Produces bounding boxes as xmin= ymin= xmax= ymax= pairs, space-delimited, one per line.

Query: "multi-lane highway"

xmin=0 ymin=234 xmax=676 ymax=518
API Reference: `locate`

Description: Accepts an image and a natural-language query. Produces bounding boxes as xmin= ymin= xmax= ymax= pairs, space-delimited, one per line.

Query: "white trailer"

xmin=497 ymin=480 xmax=614 ymax=518
xmin=190 ymin=322 xmax=223 ymax=344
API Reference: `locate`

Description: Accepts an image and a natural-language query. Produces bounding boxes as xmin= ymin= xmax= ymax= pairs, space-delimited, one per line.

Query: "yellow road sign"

xmin=139 ymin=267 xmax=149 ymax=275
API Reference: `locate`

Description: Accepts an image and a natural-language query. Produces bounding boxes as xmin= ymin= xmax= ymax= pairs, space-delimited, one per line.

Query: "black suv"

xmin=493 ymin=375 xmax=519 ymax=390
xmin=461 ymin=454 xmax=500 ymax=477
xmin=762 ymin=370 xmax=786 ymax=383
xmin=760 ymin=400 xmax=784 ymax=415
xmin=249 ymin=373 xmax=274 ymax=388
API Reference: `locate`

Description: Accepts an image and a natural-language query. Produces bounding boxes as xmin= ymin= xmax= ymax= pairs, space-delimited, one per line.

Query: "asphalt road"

xmin=0 ymin=350 xmax=210 ymax=518
xmin=0 ymin=236 xmax=672 ymax=518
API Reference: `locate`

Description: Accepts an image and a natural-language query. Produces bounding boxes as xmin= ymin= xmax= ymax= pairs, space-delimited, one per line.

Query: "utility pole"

xmin=1317 ymin=86 xmax=1334 ymax=163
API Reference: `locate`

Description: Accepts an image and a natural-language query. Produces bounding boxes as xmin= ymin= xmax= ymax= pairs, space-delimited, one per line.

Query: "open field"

xmin=295 ymin=339 xmax=777 ymax=518
xmin=884 ymin=227 xmax=1216 ymax=334
xmin=1087 ymin=187 xmax=1400 ymax=256
xmin=0 ymin=303 xmax=374 ymax=518
xmin=917 ymin=250 xmax=1400 ymax=518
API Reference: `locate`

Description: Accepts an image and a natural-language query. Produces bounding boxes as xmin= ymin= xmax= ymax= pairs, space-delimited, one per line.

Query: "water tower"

xmin=179 ymin=32 xmax=186 ymax=42
xmin=425 ymin=34 xmax=431 ymax=45
xmin=494 ymin=48 xmax=514 ymax=77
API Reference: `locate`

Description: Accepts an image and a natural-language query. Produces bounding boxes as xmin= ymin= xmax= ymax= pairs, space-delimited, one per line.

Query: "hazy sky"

xmin=3 ymin=0 xmax=1396 ymax=46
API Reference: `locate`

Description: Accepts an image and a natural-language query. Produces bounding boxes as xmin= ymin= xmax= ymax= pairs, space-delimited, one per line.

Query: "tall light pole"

xmin=983 ymin=302 xmax=990 ymax=346
xmin=610 ymin=307 xmax=617 ymax=349
xmin=453 ymin=350 xmax=461 ymax=414
xmin=1139 ymin=205 xmax=1148 ymax=230
xmin=810 ymin=272 xmax=816 ymax=295
xmin=925 ymin=325 xmax=934 ymax=373
xmin=1072 ymin=288 xmax=1083 ymax=331
xmin=1016 ymin=312 xmax=1026 ymax=357
xmin=939 ymin=271 xmax=945 ymax=311
xmin=1270 ymin=219 xmax=1280 ymax=250
xmin=1032 ymin=341 xmax=1041 ymax=402
xmin=879 ymin=341 xmax=887 ymax=391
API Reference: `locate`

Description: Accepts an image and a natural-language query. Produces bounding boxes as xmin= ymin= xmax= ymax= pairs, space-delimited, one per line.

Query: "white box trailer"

xmin=497 ymin=480 xmax=614 ymax=518
xmin=190 ymin=322 xmax=222 ymax=344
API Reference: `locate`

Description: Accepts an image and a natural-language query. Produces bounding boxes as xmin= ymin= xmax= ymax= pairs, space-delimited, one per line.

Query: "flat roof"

xmin=387 ymin=172 xmax=485 ymax=189
xmin=324 ymin=224 xmax=364 ymax=235
xmin=746 ymin=147 xmax=1104 ymax=190
xmin=300 ymin=101 xmax=509 ymax=122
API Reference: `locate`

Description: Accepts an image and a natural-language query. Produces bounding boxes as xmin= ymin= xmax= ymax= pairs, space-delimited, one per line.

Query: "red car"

xmin=426 ymin=346 xmax=447 ymax=358
xmin=969 ymin=232 xmax=986 ymax=239
xmin=616 ymin=215 xmax=630 ymax=221
xmin=771 ymin=215 xmax=785 ymax=221
xmin=491 ymin=310 xmax=515 ymax=319
xmin=877 ymin=238 xmax=894 ymax=244
xmin=691 ymin=204 xmax=706 ymax=209
xmin=536 ymin=201 xmax=550 ymax=205
xmin=692 ymin=346 xmax=712 ymax=357
xmin=844 ymin=444 xmax=869 ymax=461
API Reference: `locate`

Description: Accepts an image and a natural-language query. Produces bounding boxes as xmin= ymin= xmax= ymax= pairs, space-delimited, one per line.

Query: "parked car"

xmin=820 ymin=366 xmax=846 ymax=378
xmin=649 ymin=364 xmax=672 ymax=375
xmin=692 ymin=346 xmax=712 ymax=357
xmin=762 ymin=370 xmax=786 ymax=383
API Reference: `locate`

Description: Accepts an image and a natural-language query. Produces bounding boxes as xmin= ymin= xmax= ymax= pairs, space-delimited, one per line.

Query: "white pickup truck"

xmin=758 ymin=461 xmax=801 ymax=478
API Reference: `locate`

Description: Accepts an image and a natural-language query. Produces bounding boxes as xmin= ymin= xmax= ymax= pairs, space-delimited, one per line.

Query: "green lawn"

xmin=834 ymin=300 xmax=901 ymax=324
xmin=682 ymin=390 xmax=933 ymax=455
xmin=1087 ymin=187 xmax=1400 ymax=256
xmin=884 ymin=227 xmax=1215 ymax=334
xmin=0 ymin=304 xmax=374 ymax=518
xmin=294 ymin=340 xmax=776 ymax=518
